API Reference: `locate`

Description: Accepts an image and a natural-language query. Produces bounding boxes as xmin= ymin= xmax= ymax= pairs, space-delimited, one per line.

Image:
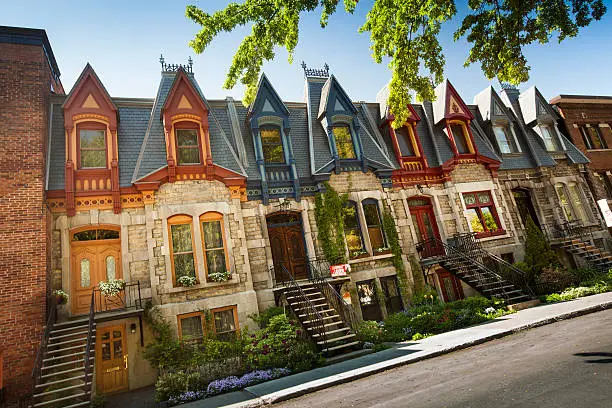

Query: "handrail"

xmin=83 ymin=291 xmax=95 ymax=396
xmin=31 ymin=295 xmax=57 ymax=381
xmin=305 ymin=259 xmax=359 ymax=333
xmin=271 ymin=264 xmax=327 ymax=348
xmin=92 ymin=281 xmax=143 ymax=313
xmin=417 ymin=234 xmax=533 ymax=301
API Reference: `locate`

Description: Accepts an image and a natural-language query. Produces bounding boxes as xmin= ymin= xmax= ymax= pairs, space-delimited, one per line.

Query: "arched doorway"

xmin=267 ymin=212 xmax=308 ymax=282
xmin=70 ymin=227 xmax=122 ymax=315
xmin=408 ymin=196 xmax=443 ymax=257
xmin=512 ymin=188 xmax=540 ymax=228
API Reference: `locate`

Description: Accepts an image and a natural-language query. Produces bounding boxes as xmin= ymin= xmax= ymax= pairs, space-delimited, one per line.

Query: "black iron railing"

xmin=83 ymin=291 xmax=95 ymax=397
xmin=271 ymin=264 xmax=327 ymax=347
xmin=93 ymin=281 xmax=142 ymax=313
xmin=417 ymin=233 xmax=534 ymax=300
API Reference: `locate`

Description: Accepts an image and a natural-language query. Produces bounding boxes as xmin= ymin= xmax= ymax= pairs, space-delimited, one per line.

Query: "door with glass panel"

xmin=96 ymin=325 xmax=129 ymax=394
xmin=408 ymin=197 xmax=443 ymax=258
xmin=70 ymin=228 xmax=122 ymax=315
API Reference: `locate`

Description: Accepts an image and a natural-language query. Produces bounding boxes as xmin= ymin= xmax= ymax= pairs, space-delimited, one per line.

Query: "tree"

xmin=186 ymin=1 xmax=605 ymax=127
xmin=523 ymin=216 xmax=558 ymax=279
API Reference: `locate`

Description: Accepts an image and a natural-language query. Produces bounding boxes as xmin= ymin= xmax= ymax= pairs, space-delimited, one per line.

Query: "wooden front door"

xmin=408 ymin=197 xmax=443 ymax=258
xmin=71 ymin=230 xmax=122 ymax=315
xmin=437 ymin=270 xmax=465 ymax=302
xmin=267 ymin=213 xmax=307 ymax=282
xmin=96 ymin=325 xmax=129 ymax=394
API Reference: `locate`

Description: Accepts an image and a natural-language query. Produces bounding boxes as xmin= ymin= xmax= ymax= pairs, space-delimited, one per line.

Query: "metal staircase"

xmin=545 ymin=222 xmax=612 ymax=273
xmin=28 ymin=294 xmax=95 ymax=408
xmin=418 ymin=233 xmax=533 ymax=305
xmin=273 ymin=265 xmax=360 ymax=355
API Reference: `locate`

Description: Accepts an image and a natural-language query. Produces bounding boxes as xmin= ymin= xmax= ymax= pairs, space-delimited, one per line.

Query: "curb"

xmin=225 ymin=300 xmax=612 ymax=407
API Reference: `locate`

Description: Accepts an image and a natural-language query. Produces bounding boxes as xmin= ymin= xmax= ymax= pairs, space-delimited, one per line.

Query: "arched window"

xmin=200 ymin=212 xmax=229 ymax=279
xmin=333 ymin=124 xmax=356 ymax=159
xmin=343 ymin=201 xmax=364 ymax=257
xmin=168 ymin=215 xmax=196 ymax=285
xmin=260 ymin=126 xmax=285 ymax=164
xmin=362 ymin=199 xmax=387 ymax=252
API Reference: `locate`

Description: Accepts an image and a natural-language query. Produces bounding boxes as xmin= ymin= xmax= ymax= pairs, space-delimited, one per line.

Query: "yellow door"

xmin=96 ymin=325 xmax=129 ymax=394
xmin=71 ymin=240 xmax=122 ymax=315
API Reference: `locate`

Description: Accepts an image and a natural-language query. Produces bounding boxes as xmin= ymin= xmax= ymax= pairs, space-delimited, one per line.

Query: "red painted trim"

xmin=444 ymin=80 xmax=474 ymax=121
xmin=76 ymin=122 xmax=108 ymax=170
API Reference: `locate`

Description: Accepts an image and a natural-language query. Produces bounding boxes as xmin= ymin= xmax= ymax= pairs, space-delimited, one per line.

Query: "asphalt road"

xmin=274 ymin=309 xmax=612 ymax=408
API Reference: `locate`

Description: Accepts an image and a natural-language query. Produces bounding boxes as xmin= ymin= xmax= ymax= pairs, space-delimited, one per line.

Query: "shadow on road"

xmin=574 ymin=352 xmax=612 ymax=364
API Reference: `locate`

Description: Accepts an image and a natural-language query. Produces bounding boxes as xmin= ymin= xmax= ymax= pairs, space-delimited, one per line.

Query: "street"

xmin=274 ymin=309 xmax=612 ymax=408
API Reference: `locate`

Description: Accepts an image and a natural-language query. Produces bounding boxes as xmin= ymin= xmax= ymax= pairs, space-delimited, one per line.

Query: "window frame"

xmin=77 ymin=122 xmax=107 ymax=169
xmin=580 ymin=125 xmax=608 ymax=150
xmin=462 ymin=191 xmax=505 ymax=238
xmin=492 ymin=121 xmax=518 ymax=154
xmin=448 ymin=120 xmax=473 ymax=155
xmin=332 ymin=123 xmax=357 ymax=160
xmin=539 ymin=124 xmax=558 ymax=151
xmin=259 ymin=125 xmax=286 ymax=164
xmin=555 ymin=183 xmax=576 ymax=222
xmin=343 ymin=200 xmax=366 ymax=259
xmin=168 ymin=215 xmax=198 ymax=286
xmin=177 ymin=311 xmax=206 ymax=343
xmin=394 ymin=124 xmax=419 ymax=158
xmin=199 ymin=212 xmax=230 ymax=280
xmin=212 ymin=305 xmax=239 ymax=340
xmin=567 ymin=182 xmax=590 ymax=224
xmin=361 ymin=198 xmax=388 ymax=254
xmin=174 ymin=122 xmax=203 ymax=166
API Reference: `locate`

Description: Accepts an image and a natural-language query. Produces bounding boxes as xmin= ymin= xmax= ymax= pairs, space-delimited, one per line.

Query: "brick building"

xmin=550 ymin=94 xmax=612 ymax=229
xmin=0 ymin=26 xmax=64 ymax=404
xmin=1 ymin=25 xmax=611 ymax=407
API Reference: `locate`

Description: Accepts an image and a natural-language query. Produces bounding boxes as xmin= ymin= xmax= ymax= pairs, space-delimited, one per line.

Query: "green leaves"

xmin=186 ymin=1 xmax=606 ymax=126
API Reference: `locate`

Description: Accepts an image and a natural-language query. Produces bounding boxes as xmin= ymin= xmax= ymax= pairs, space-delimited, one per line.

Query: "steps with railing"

xmin=417 ymin=233 xmax=533 ymax=305
xmin=273 ymin=265 xmax=359 ymax=355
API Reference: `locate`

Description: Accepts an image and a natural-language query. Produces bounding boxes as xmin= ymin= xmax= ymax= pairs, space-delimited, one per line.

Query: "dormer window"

xmin=333 ymin=124 xmax=356 ymax=159
xmin=492 ymin=122 xmax=518 ymax=154
xmin=175 ymin=128 xmax=201 ymax=165
xmin=260 ymin=126 xmax=285 ymax=164
xmin=395 ymin=126 xmax=416 ymax=157
xmin=79 ymin=125 xmax=106 ymax=169
xmin=539 ymin=124 xmax=558 ymax=151
xmin=450 ymin=123 xmax=470 ymax=154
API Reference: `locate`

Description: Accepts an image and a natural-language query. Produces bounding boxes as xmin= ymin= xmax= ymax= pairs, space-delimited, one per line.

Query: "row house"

xmin=2 ymin=25 xmax=611 ymax=407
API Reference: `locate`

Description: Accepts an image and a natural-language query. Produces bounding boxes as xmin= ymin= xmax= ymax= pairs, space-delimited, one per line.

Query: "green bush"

xmin=248 ymin=306 xmax=287 ymax=329
xmin=523 ymin=216 xmax=558 ymax=279
xmin=154 ymin=370 xmax=205 ymax=402
xmin=569 ymin=267 xmax=601 ymax=285
xmin=545 ymin=281 xmax=611 ymax=303
xmin=411 ymin=285 xmax=439 ymax=307
xmin=356 ymin=320 xmax=384 ymax=343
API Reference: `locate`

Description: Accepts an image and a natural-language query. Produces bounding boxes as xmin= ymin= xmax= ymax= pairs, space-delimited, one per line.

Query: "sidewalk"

xmin=188 ymin=292 xmax=612 ymax=408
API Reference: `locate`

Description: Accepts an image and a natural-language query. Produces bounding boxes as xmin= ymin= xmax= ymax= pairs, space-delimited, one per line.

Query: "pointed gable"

xmin=518 ymin=86 xmax=556 ymax=125
xmin=162 ymin=68 xmax=208 ymax=121
xmin=317 ymin=75 xmax=358 ymax=120
xmin=248 ymin=74 xmax=290 ymax=117
xmin=432 ymin=79 xmax=474 ymax=124
xmin=62 ymin=63 xmax=117 ymax=129
xmin=474 ymin=86 xmax=514 ymax=122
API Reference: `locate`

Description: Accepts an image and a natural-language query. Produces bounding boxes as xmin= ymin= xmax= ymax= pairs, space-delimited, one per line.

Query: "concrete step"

xmin=49 ymin=324 xmax=92 ymax=336
xmin=322 ymin=341 xmax=361 ymax=353
xmin=46 ymin=344 xmax=86 ymax=356
xmin=317 ymin=333 xmax=356 ymax=345
xmin=47 ymin=336 xmax=94 ymax=348
xmin=40 ymin=366 xmax=89 ymax=379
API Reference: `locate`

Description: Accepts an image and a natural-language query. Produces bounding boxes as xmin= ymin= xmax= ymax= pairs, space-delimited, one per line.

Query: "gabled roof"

xmin=518 ymin=86 xmax=557 ymax=126
xmin=474 ymin=86 xmax=515 ymax=123
xmin=317 ymin=75 xmax=358 ymax=120
xmin=248 ymin=74 xmax=290 ymax=117
xmin=62 ymin=63 xmax=116 ymax=113
xmin=161 ymin=67 xmax=209 ymax=116
xmin=432 ymin=79 xmax=474 ymax=124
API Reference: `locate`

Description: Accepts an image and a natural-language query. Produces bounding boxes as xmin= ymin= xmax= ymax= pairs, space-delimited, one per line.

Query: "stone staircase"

xmin=441 ymin=255 xmax=531 ymax=305
xmin=283 ymin=281 xmax=360 ymax=355
xmin=561 ymin=238 xmax=612 ymax=272
xmin=30 ymin=320 xmax=96 ymax=408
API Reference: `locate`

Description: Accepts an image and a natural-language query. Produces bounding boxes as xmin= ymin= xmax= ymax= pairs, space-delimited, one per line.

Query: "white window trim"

xmin=492 ymin=120 xmax=522 ymax=153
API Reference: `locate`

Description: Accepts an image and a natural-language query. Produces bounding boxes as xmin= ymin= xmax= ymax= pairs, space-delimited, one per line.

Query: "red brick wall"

xmin=0 ymin=42 xmax=61 ymax=404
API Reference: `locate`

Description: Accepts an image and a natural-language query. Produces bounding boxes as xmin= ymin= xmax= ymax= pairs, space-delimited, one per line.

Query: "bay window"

xmin=463 ymin=191 xmax=503 ymax=237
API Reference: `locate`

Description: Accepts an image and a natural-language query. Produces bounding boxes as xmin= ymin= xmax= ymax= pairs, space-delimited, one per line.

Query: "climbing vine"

xmin=382 ymin=208 xmax=410 ymax=307
xmin=314 ymin=182 xmax=348 ymax=265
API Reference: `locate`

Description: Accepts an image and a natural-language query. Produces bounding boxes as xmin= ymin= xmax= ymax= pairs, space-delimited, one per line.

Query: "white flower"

xmin=484 ymin=307 xmax=496 ymax=314
xmin=98 ymin=279 xmax=125 ymax=297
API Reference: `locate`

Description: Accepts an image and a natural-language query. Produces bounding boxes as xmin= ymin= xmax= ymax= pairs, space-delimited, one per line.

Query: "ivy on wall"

xmin=382 ymin=208 xmax=411 ymax=306
xmin=314 ymin=182 xmax=348 ymax=264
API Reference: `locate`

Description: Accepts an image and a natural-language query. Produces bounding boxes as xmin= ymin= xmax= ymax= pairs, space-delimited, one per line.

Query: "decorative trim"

xmin=141 ymin=191 xmax=155 ymax=205
xmin=171 ymin=113 xmax=202 ymax=123
xmin=229 ymin=186 xmax=247 ymax=201
xmin=72 ymin=113 xmax=109 ymax=123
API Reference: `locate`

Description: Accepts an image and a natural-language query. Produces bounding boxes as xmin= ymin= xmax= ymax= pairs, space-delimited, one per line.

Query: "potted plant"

xmin=98 ymin=278 xmax=126 ymax=297
xmin=177 ymin=275 xmax=197 ymax=287
xmin=375 ymin=246 xmax=392 ymax=255
xmin=350 ymin=249 xmax=369 ymax=260
xmin=208 ymin=270 xmax=231 ymax=283
xmin=53 ymin=289 xmax=69 ymax=305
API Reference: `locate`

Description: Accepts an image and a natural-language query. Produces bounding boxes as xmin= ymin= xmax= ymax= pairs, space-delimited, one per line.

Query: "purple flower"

xmin=296 ymin=329 xmax=302 ymax=335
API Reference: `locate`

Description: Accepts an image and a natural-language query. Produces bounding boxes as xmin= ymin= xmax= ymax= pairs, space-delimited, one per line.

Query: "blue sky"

xmin=3 ymin=0 xmax=612 ymax=104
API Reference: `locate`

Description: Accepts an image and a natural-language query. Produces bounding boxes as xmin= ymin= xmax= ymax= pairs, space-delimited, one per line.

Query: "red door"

xmin=437 ymin=270 xmax=465 ymax=302
xmin=408 ymin=197 xmax=443 ymax=258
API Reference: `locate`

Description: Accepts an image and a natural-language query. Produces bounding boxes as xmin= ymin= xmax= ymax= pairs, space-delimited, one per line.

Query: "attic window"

xmin=395 ymin=126 xmax=416 ymax=157
xmin=79 ymin=126 xmax=106 ymax=169
xmin=333 ymin=124 xmax=356 ymax=159
xmin=539 ymin=124 xmax=558 ymax=151
xmin=492 ymin=123 xmax=518 ymax=154
xmin=260 ymin=126 xmax=285 ymax=164
xmin=450 ymin=123 xmax=470 ymax=154
xmin=176 ymin=129 xmax=201 ymax=165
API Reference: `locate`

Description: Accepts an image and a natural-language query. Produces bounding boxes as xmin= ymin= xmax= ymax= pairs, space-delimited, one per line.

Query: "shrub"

xmin=249 ymin=306 xmax=287 ymax=329
xmin=523 ymin=216 xmax=558 ymax=279
xmin=356 ymin=320 xmax=383 ymax=344
xmin=545 ymin=281 xmax=611 ymax=303
xmin=569 ymin=267 xmax=601 ymax=285
xmin=155 ymin=370 xmax=205 ymax=402
xmin=411 ymin=285 xmax=439 ymax=307
xmin=536 ymin=266 xmax=576 ymax=294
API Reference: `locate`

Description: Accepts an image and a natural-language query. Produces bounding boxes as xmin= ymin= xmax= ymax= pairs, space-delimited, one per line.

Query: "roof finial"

xmin=188 ymin=56 xmax=193 ymax=71
xmin=301 ymin=61 xmax=330 ymax=78
xmin=159 ymin=54 xmax=166 ymax=71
